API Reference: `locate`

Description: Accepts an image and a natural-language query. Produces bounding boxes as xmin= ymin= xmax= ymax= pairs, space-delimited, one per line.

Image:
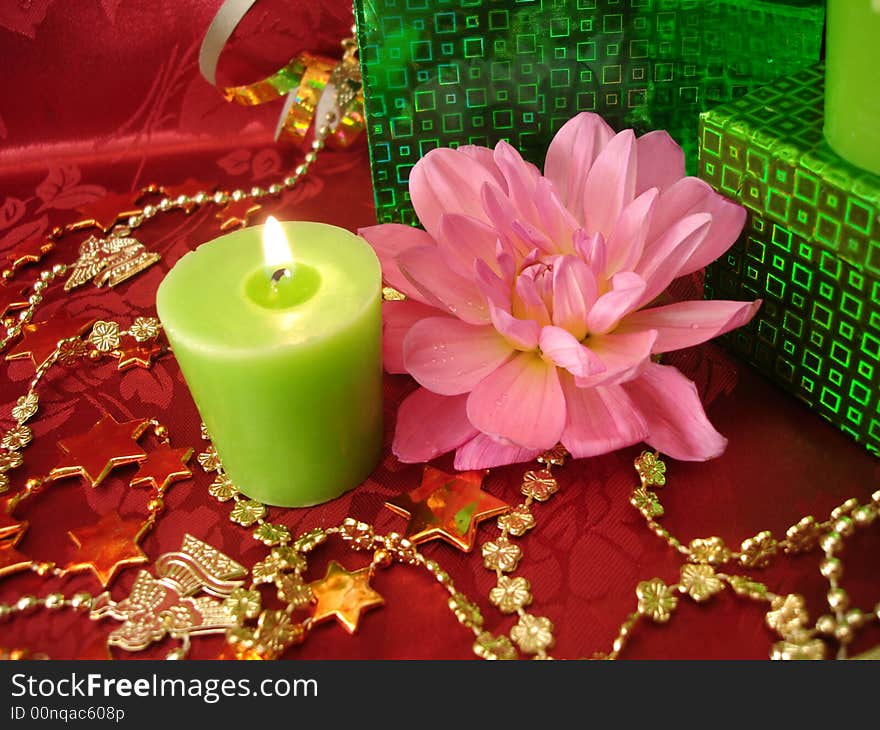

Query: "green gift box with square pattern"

xmin=354 ymin=0 xmax=824 ymax=225
xmin=701 ymin=65 xmax=880 ymax=456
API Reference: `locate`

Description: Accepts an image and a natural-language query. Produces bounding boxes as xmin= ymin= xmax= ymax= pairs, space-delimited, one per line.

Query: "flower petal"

xmin=636 ymin=213 xmax=711 ymax=306
xmin=539 ymin=325 xmax=605 ymax=378
xmin=358 ymin=223 xmax=436 ymax=304
xmin=605 ymin=187 xmax=658 ymax=276
xmin=616 ymin=299 xmax=762 ymax=353
xmin=544 ymin=112 xmax=615 ymax=224
xmin=560 ymin=375 xmax=648 ymax=458
xmin=583 ymin=129 xmax=637 ymax=239
xmin=511 ymin=219 xmax=555 ymax=255
xmin=393 ymin=389 xmax=477 ymax=463
xmin=676 ymin=196 xmax=746 ymax=277
xmin=436 ymin=213 xmax=500 ymax=278
xmin=635 ymin=130 xmax=685 ymax=195
xmin=474 ymin=257 xmax=509 ymax=307
xmin=576 ymin=329 xmax=657 ymax=388
xmin=488 ymin=301 xmax=541 ymax=350
xmin=552 ymin=254 xmax=598 ymax=340
xmin=458 ymin=145 xmax=507 ymax=188
xmin=512 ymin=273 xmax=551 ymax=326
xmin=398 ymin=244 xmax=489 ymax=324
xmin=646 ymin=177 xmax=746 ymax=277
xmin=494 ymin=140 xmax=541 ymax=224
xmin=574 ymin=230 xmax=607 ymax=274
xmin=481 ymin=183 xmax=532 ymax=259
xmin=586 ymin=271 xmax=647 ymax=334
xmin=404 ymin=316 xmax=513 ymax=395
xmin=382 ymin=299 xmax=441 ymax=373
xmin=647 ymin=177 xmax=712 ymax=241
xmin=454 ymin=432 xmax=542 ymax=470
xmin=534 ymin=177 xmax=580 ymax=253
xmin=466 ymin=351 xmax=565 ymax=450
xmin=622 ymin=362 xmax=727 ymax=461
xmin=409 ymin=147 xmax=501 ymax=237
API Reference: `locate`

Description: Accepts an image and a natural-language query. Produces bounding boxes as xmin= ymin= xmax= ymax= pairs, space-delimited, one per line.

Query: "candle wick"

xmin=270 ymin=267 xmax=292 ymax=289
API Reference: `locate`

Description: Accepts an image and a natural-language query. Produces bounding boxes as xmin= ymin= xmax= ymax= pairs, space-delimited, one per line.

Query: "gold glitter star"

xmin=64 ymin=510 xmax=148 ymax=587
xmin=50 ymin=414 xmax=149 ymax=487
xmin=308 ymin=561 xmax=383 ymax=634
xmin=385 ymin=466 xmax=509 ymax=551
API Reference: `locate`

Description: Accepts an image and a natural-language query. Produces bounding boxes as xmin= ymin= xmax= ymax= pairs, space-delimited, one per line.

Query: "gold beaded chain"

xmin=198 ymin=431 xmax=532 ymax=661
xmin=0 ymin=316 xmax=164 ymax=495
xmin=0 ymin=315 xmax=190 ymax=590
xmin=2 ymin=441 xmax=878 ymax=660
xmin=0 ymin=35 xmax=360 ymax=356
xmin=474 ymin=446 xmax=567 ymax=660
xmin=596 ymin=451 xmax=880 ymax=660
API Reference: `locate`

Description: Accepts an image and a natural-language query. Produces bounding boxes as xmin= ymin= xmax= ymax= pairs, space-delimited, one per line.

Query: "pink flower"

xmin=359 ymin=113 xmax=760 ymax=470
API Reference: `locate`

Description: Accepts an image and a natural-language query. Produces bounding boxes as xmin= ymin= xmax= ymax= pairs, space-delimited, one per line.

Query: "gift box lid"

xmin=699 ymin=64 xmax=880 ymax=279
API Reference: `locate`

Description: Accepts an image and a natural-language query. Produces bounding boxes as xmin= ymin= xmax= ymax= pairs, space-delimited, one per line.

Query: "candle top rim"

xmin=156 ymin=220 xmax=381 ymax=352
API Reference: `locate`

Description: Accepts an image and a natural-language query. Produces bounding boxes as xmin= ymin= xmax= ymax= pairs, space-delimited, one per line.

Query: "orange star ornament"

xmin=4 ymin=237 xmax=53 ymax=271
xmin=161 ymin=179 xmax=215 ymax=212
xmin=215 ymin=199 xmax=262 ymax=231
xmin=0 ymin=283 xmax=28 ymax=317
xmin=116 ymin=336 xmax=165 ymax=371
xmin=308 ymin=561 xmax=384 ymax=634
xmin=129 ymin=443 xmax=193 ymax=491
xmin=64 ymin=510 xmax=148 ymax=586
xmin=5 ymin=314 xmax=96 ymax=369
xmin=72 ymin=191 xmax=143 ymax=232
xmin=0 ymin=503 xmax=32 ymax=579
xmin=385 ymin=466 xmax=510 ymax=551
xmin=50 ymin=414 xmax=149 ymax=487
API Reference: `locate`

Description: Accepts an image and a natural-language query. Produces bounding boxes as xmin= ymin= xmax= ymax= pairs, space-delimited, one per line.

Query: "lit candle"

xmin=824 ymin=0 xmax=880 ymax=174
xmin=156 ymin=218 xmax=383 ymax=507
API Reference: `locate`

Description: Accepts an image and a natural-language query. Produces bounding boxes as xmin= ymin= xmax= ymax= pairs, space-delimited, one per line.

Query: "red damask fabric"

xmin=0 ymin=1 xmax=877 ymax=660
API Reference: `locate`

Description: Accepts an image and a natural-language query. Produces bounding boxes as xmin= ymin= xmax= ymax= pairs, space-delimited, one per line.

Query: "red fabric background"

xmin=0 ymin=1 xmax=878 ymax=660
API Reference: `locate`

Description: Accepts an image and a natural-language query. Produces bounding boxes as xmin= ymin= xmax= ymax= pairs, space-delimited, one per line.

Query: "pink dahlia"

xmin=360 ymin=112 xmax=760 ymax=470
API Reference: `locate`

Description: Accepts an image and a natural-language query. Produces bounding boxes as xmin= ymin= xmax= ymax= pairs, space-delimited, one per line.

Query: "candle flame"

xmin=262 ymin=216 xmax=293 ymax=275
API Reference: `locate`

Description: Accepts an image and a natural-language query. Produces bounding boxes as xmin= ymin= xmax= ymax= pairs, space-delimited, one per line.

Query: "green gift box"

xmin=700 ymin=65 xmax=880 ymax=456
xmin=354 ymin=0 xmax=824 ymax=224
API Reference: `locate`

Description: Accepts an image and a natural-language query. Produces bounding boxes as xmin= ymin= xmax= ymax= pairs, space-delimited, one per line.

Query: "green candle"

xmin=156 ymin=219 xmax=383 ymax=507
xmin=824 ymin=0 xmax=880 ymax=174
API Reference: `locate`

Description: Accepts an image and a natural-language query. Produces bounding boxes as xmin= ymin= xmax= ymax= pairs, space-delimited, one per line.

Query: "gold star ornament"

xmin=308 ymin=561 xmax=383 ymax=634
xmin=385 ymin=466 xmax=510 ymax=551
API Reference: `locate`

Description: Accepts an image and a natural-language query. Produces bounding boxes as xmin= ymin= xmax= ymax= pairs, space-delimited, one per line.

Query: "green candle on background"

xmin=824 ymin=0 xmax=880 ymax=175
xmin=156 ymin=218 xmax=383 ymax=507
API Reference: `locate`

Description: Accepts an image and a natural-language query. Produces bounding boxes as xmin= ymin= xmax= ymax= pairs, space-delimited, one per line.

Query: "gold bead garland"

xmin=597 ymin=451 xmax=880 ymax=660
xmin=198 ymin=427 xmax=528 ymax=660
xmin=477 ymin=445 xmax=567 ymax=659
xmin=0 ymin=35 xmax=359 ymax=359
